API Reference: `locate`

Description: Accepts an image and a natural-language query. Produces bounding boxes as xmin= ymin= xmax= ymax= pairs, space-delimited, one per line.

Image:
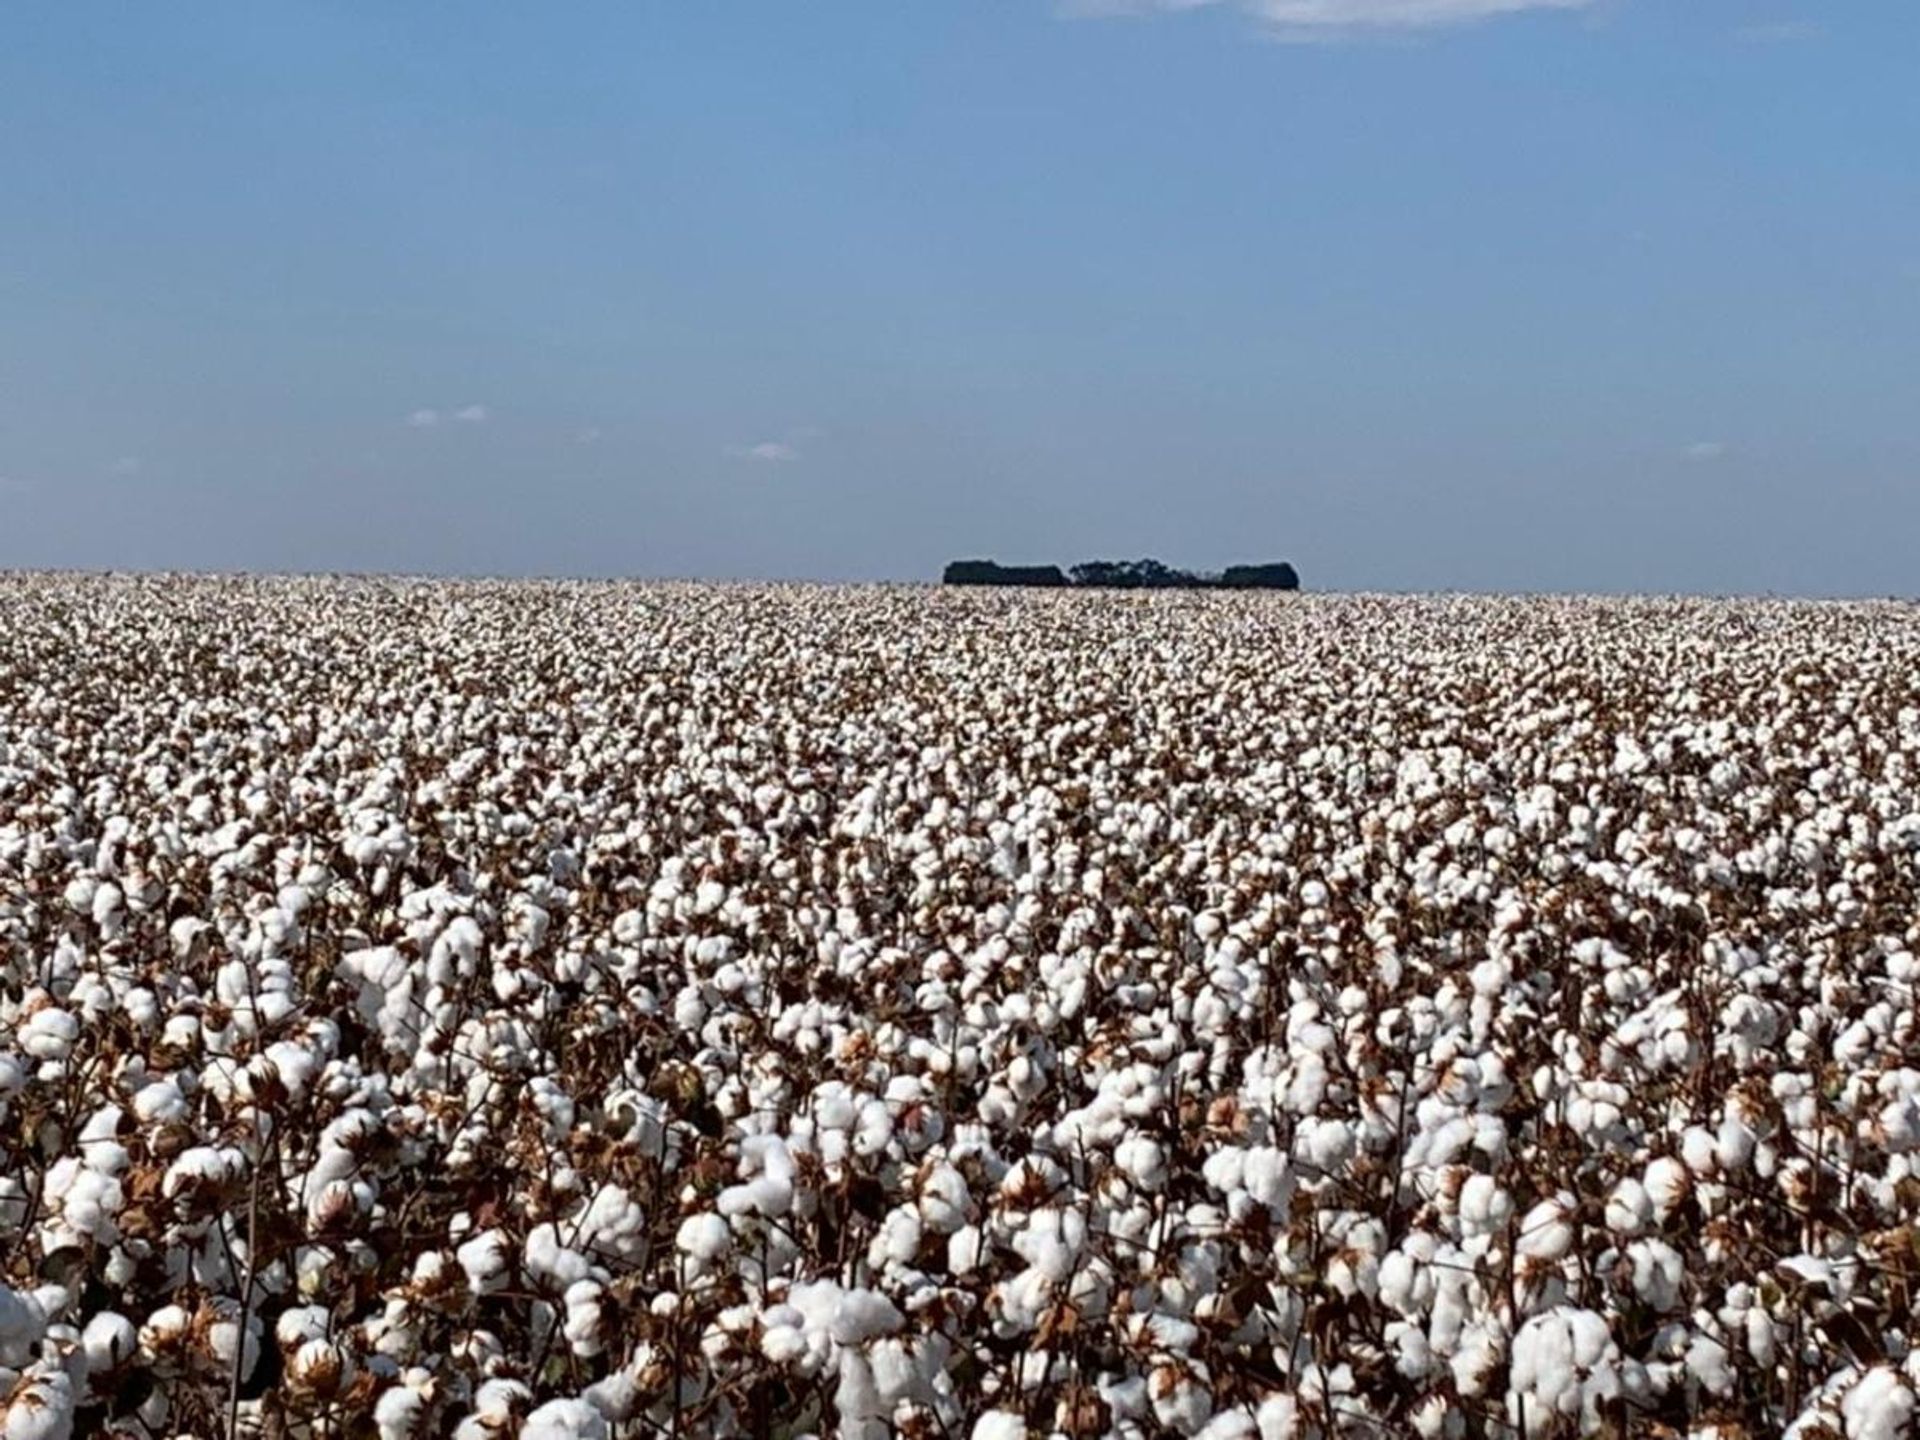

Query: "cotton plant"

xmin=2 ymin=577 xmax=1919 ymax=1435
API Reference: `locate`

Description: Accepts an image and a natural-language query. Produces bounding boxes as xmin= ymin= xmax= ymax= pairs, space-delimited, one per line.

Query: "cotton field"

xmin=4 ymin=575 xmax=1920 ymax=1440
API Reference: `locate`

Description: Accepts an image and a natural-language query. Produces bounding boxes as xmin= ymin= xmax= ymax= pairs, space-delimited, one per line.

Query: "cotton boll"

xmin=949 ymin=1225 xmax=987 ymax=1276
xmin=1840 ymin=1366 xmax=1914 ymax=1440
xmin=1627 ymin=1239 xmax=1685 ymax=1312
xmin=675 ymin=1213 xmax=731 ymax=1277
xmin=972 ymin=1410 xmax=1027 ymax=1440
xmin=1604 ymin=1179 xmax=1651 ymax=1237
xmin=456 ymin=1229 xmax=510 ymax=1296
xmin=1114 ymin=1135 xmax=1167 ymax=1192
xmin=0 ymin=1365 xmax=75 ymax=1440
xmin=287 ymin=1338 xmax=357 ymax=1399
xmin=521 ymin=1397 xmax=610 ymax=1440
xmin=1644 ymin=1158 xmax=1689 ymax=1221
xmin=374 ymin=1384 xmax=428 ymax=1440
xmin=1458 ymin=1175 xmax=1513 ymax=1238
xmin=525 ymin=1223 xmax=592 ymax=1290
xmin=1516 ymin=1196 xmax=1575 ymax=1262
xmin=79 ymin=1310 xmax=136 ymax=1378
xmin=1685 ymin=1334 xmax=1735 ymax=1398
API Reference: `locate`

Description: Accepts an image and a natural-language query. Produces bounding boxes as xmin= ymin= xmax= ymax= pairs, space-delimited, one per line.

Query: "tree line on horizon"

xmin=943 ymin=557 xmax=1300 ymax=591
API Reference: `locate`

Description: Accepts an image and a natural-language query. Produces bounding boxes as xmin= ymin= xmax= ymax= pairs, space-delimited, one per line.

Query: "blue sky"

xmin=1 ymin=2 xmax=1914 ymax=592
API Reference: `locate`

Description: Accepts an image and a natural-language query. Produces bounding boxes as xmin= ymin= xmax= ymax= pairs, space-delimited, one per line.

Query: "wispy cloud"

xmin=1063 ymin=0 xmax=1597 ymax=38
xmin=575 ymin=426 xmax=603 ymax=446
xmin=408 ymin=404 xmax=488 ymax=428
xmin=0 ymin=475 xmax=33 ymax=497
xmin=1684 ymin=440 xmax=1728 ymax=461
xmin=108 ymin=455 xmax=143 ymax=476
xmin=1734 ymin=19 xmax=1822 ymax=43
xmin=725 ymin=440 xmax=800 ymax=463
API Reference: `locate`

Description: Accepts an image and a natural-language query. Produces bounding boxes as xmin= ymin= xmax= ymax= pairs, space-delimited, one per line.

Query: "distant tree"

xmin=1219 ymin=562 xmax=1300 ymax=591
xmin=947 ymin=556 xmax=1298 ymax=591
xmin=943 ymin=560 xmax=1067 ymax=587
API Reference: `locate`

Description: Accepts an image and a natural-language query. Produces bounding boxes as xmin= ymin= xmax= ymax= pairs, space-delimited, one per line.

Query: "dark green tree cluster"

xmin=943 ymin=557 xmax=1299 ymax=590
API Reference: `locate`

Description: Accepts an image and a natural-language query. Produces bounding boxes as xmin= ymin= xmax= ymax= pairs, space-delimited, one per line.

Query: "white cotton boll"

xmin=916 ymin=1161 xmax=971 ymax=1233
xmin=205 ymin=1304 xmax=264 ymax=1384
xmin=456 ymin=1229 xmax=510 ymax=1295
xmin=867 ymin=1336 xmax=923 ymax=1405
xmin=853 ymin=1099 xmax=895 ymax=1157
xmin=1201 ymin=1148 xmax=1246 ymax=1195
xmin=288 ymin=1338 xmax=357 ymax=1398
xmin=761 ymin=1322 xmax=808 ymax=1365
xmin=1605 ymin=1179 xmax=1651 ymax=1237
xmin=20 ymin=1008 xmax=79 ymax=1062
xmin=675 ymin=1213 xmax=731 ymax=1275
xmin=1841 ymin=1367 xmax=1914 ymax=1440
xmin=275 ymin=1305 xmax=330 ymax=1350
xmin=1150 ymin=1367 xmax=1213 ymax=1435
xmin=1195 ymin=1411 xmax=1256 ymax=1440
xmin=0 ymin=1366 xmax=74 ymax=1440
xmin=374 ymin=1385 xmax=427 ymax=1440
xmin=1876 ymin=1094 xmax=1920 ymax=1153
xmin=1685 ymin=1334 xmax=1734 ymax=1397
xmin=131 ymin=1078 xmax=187 ymax=1125
xmin=1299 ymin=1116 xmax=1354 ymax=1173
xmin=1516 ymin=1197 xmax=1575 ymax=1262
xmin=830 ymin=1289 xmax=903 ymax=1345
xmin=1628 ymin=1239 xmax=1685 ymax=1312
xmin=1451 ymin=1318 xmax=1506 ymax=1397
xmin=1114 ymin=1134 xmax=1167 ymax=1192
xmin=868 ymin=1208 xmax=923 ymax=1269
xmin=972 ymin=1410 xmax=1027 ymax=1440
xmin=80 ymin=1310 xmax=136 ymax=1377
xmin=1509 ymin=1306 xmax=1621 ymax=1435
xmin=1644 ymin=1158 xmax=1689 ymax=1220
xmin=521 ymin=1397 xmax=610 ymax=1440
xmin=1681 ymin=1126 xmax=1718 ymax=1177
xmin=1714 ymin=1113 xmax=1757 ymax=1172
xmin=949 ymin=1225 xmax=987 ymax=1276
xmin=137 ymin=1303 xmax=190 ymax=1361
xmin=562 ymin=1281 xmax=606 ymax=1358
xmin=1458 ymin=1175 xmax=1513 ymax=1237
xmin=525 ymin=1223 xmax=592 ymax=1289
xmin=1256 ymin=1393 xmax=1300 ymax=1440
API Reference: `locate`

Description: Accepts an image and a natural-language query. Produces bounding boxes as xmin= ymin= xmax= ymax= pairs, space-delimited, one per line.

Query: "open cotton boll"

xmin=0 ymin=1365 xmax=75 ymax=1440
xmin=1839 ymin=1366 xmax=1915 ymax=1440
xmin=675 ymin=1213 xmax=731 ymax=1275
xmin=79 ymin=1310 xmax=135 ymax=1377
xmin=972 ymin=1409 xmax=1027 ymax=1440
xmin=525 ymin=1224 xmax=593 ymax=1290
xmin=1604 ymin=1178 xmax=1652 ymax=1236
xmin=520 ymin=1396 xmax=610 ymax=1440
xmin=1508 ymin=1307 xmax=1622 ymax=1436
xmin=1516 ymin=1196 xmax=1576 ymax=1262
xmin=456 ymin=1230 xmax=511 ymax=1296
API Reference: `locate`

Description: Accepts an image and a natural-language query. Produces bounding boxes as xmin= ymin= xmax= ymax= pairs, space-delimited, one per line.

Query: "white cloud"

xmin=726 ymin=441 xmax=800 ymax=463
xmin=109 ymin=455 xmax=143 ymax=476
xmin=1684 ymin=440 xmax=1728 ymax=461
xmin=407 ymin=408 xmax=441 ymax=428
xmin=1064 ymin=0 xmax=1596 ymax=36
xmin=576 ymin=426 xmax=603 ymax=446
xmin=0 ymin=475 xmax=33 ymax=496
xmin=454 ymin=404 xmax=489 ymax=424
